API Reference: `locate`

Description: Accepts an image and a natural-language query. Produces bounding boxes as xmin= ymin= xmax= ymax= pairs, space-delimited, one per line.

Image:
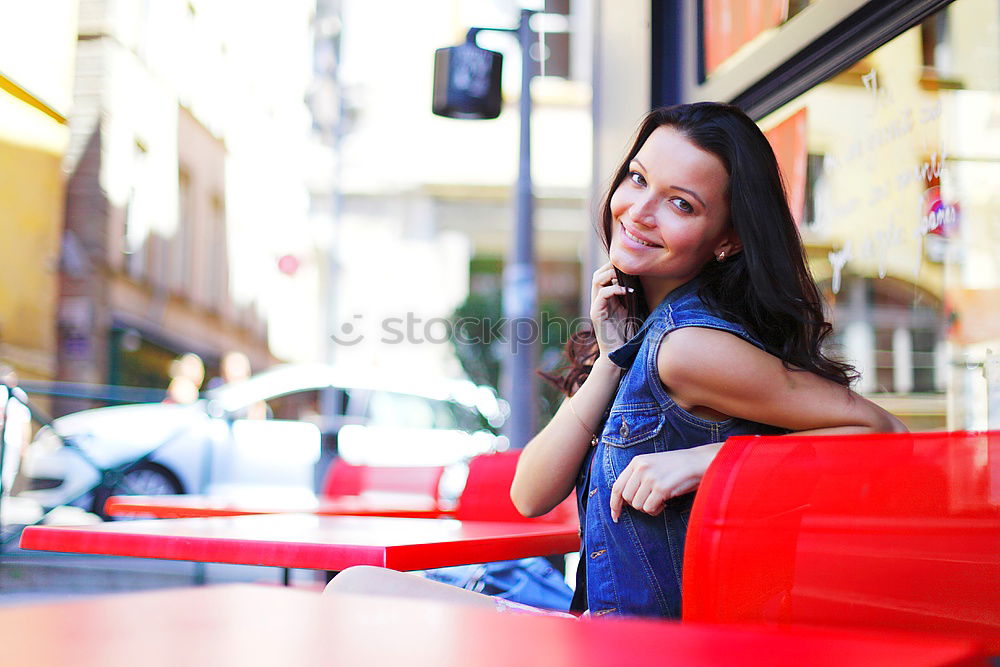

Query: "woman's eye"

xmin=670 ymin=197 xmax=693 ymax=213
xmin=628 ymin=171 xmax=646 ymax=187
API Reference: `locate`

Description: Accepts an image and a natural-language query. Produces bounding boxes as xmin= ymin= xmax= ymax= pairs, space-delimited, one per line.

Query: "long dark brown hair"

xmin=542 ymin=102 xmax=857 ymax=396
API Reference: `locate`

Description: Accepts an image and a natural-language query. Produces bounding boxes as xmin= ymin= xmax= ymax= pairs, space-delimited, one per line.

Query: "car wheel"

xmin=92 ymin=462 xmax=184 ymax=519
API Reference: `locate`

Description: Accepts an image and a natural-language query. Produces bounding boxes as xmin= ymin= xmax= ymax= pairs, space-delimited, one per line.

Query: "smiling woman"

xmin=509 ymin=101 xmax=907 ymax=619
xmin=327 ymin=102 xmax=906 ymax=620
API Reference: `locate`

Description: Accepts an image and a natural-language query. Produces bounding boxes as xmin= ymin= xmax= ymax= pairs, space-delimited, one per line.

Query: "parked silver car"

xmin=19 ymin=364 xmax=506 ymax=516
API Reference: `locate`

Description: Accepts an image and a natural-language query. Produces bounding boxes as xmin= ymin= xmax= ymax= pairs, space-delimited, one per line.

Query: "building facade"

xmin=57 ymin=0 xmax=318 ymax=411
xmin=0 ymin=1 xmax=78 ymax=392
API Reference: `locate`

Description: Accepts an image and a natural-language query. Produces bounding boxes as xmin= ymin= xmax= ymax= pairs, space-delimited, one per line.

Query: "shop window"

xmin=175 ymin=167 xmax=194 ymax=297
xmin=803 ymin=153 xmax=826 ymax=227
xmin=920 ymin=10 xmax=951 ymax=73
xmin=123 ymin=140 xmax=149 ymax=280
xmin=208 ymin=194 xmax=228 ymax=309
xmin=537 ymin=0 xmax=571 ymax=79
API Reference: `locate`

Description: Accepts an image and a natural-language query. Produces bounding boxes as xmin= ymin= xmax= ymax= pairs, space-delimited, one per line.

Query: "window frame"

xmin=654 ymin=0 xmax=956 ymax=119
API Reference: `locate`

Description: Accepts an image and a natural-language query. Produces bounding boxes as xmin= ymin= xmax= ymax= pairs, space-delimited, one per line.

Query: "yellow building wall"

xmin=0 ymin=87 xmax=68 ymax=380
xmin=0 ymin=0 xmax=76 ymax=382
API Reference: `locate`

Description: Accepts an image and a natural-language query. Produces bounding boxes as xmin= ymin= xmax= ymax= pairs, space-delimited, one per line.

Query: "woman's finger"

xmin=591 ymin=286 xmax=631 ymax=318
xmin=593 ymin=284 xmax=630 ymax=303
xmin=611 ymin=461 xmax=649 ymax=522
xmin=629 ymin=481 xmax=655 ymax=515
xmin=609 ymin=465 xmax=633 ymax=522
xmin=640 ymin=485 xmax=669 ymax=515
xmin=591 ymin=267 xmax=617 ymax=292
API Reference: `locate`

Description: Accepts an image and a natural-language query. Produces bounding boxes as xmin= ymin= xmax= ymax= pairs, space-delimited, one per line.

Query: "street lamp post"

xmin=434 ymin=10 xmax=538 ymax=448
xmin=506 ymin=9 xmax=539 ymax=449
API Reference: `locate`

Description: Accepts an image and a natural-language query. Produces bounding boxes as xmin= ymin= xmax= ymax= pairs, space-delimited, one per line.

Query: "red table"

xmin=0 ymin=584 xmax=986 ymax=666
xmin=104 ymin=493 xmax=455 ymax=519
xmin=19 ymin=513 xmax=580 ymax=572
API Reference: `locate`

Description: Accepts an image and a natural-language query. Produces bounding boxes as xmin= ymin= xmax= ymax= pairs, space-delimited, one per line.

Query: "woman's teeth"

xmin=623 ymin=224 xmax=657 ymax=247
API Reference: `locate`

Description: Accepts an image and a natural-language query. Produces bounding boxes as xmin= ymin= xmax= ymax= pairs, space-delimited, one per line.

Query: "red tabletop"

xmin=104 ymin=493 xmax=455 ymax=519
xmin=19 ymin=513 xmax=580 ymax=571
xmin=0 ymin=584 xmax=986 ymax=667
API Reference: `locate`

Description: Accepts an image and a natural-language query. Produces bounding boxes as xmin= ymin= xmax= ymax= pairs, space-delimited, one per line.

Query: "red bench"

xmin=321 ymin=461 xmax=446 ymax=501
xmin=683 ymin=430 xmax=1000 ymax=652
xmin=454 ymin=450 xmax=576 ymax=525
xmin=320 ymin=451 xmax=576 ymax=525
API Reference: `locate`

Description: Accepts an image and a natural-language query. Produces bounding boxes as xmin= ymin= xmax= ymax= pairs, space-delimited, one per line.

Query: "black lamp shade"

xmin=432 ymin=42 xmax=503 ymax=119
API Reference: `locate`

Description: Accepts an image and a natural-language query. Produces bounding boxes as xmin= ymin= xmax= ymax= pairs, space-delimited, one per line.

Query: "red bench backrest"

xmin=683 ymin=430 xmax=1000 ymax=652
xmin=321 ymin=460 xmax=445 ymax=500
xmin=454 ymin=450 xmax=577 ymax=525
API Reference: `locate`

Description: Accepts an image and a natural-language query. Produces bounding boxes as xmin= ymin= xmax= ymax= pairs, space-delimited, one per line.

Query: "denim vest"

xmin=573 ymin=279 xmax=785 ymax=618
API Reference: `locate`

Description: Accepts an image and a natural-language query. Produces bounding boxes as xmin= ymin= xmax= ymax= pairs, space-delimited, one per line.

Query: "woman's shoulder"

xmin=664 ymin=294 xmax=758 ymax=344
xmin=661 ymin=324 xmax=756 ymax=355
xmin=656 ymin=326 xmax=766 ymax=401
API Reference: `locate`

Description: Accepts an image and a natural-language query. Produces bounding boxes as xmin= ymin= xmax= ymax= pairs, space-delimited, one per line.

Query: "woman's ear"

xmin=714 ymin=235 xmax=743 ymax=260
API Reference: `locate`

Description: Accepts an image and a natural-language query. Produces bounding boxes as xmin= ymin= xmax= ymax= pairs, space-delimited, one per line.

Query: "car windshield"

xmin=205 ymin=364 xmax=498 ymax=433
xmin=365 ymin=391 xmax=490 ymax=432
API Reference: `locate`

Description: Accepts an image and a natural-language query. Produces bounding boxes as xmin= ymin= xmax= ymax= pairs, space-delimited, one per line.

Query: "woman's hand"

xmin=591 ymin=262 xmax=632 ymax=357
xmin=609 ymin=444 xmax=722 ymax=522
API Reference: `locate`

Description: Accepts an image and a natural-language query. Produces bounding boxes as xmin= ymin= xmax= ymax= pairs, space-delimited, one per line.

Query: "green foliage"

xmin=450 ymin=290 xmax=503 ymax=390
xmin=449 ymin=290 xmax=575 ymax=424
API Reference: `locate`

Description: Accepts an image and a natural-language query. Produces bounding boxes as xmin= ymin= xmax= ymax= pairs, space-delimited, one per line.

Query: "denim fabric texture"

xmin=574 ymin=278 xmax=785 ymax=619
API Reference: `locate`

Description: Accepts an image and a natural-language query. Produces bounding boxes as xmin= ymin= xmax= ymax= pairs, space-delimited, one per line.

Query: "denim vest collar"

xmin=607 ymin=278 xmax=700 ymax=369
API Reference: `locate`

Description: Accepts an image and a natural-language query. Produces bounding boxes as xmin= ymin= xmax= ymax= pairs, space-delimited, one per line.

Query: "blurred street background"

xmin=0 ymin=0 xmax=599 ymax=600
xmin=1 ymin=0 xmax=594 ymax=416
xmin=2 ymin=0 xmax=999 ymax=601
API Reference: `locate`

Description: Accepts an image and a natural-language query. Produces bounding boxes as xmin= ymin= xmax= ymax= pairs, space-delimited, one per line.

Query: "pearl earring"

xmin=716 ymin=251 xmax=726 ymax=262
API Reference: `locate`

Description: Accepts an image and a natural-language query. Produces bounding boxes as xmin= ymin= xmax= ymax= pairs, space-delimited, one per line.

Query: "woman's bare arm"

xmin=659 ymin=327 xmax=907 ymax=434
xmin=608 ymin=327 xmax=907 ymax=521
xmin=510 ymin=357 xmax=621 ymax=517
xmin=511 ymin=261 xmax=629 ymax=517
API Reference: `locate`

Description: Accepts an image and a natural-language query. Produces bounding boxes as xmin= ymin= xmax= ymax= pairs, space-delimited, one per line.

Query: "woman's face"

xmin=609 ymin=125 xmax=737 ymax=304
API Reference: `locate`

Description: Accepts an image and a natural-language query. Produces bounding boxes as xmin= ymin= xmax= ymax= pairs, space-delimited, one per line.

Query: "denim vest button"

xmin=620 ymin=418 xmax=629 ymax=438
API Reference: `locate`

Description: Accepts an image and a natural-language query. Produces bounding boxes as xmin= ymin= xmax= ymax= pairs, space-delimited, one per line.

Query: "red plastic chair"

xmin=454 ymin=450 xmax=577 ymax=525
xmin=683 ymin=430 xmax=1000 ymax=652
xmin=320 ymin=460 xmax=445 ymax=500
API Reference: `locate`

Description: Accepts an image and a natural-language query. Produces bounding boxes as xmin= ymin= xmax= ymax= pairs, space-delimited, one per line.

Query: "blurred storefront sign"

xmin=763 ymin=107 xmax=808 ymax=225
xmin=703 ymin=0 xmax=788 ymax=75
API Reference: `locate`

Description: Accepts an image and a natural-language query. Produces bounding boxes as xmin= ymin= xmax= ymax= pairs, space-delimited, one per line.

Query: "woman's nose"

xmin=630 ymin=194 xmax=657 ymax=226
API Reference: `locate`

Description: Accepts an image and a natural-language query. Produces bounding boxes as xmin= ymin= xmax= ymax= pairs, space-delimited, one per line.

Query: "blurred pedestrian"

xmin=164 ymin=353 xmax=205 ymax=404
xmin=220 ymin=350 xmax=252 ymax=384
xmin=207 ymin=350 xmax=266 ymax=419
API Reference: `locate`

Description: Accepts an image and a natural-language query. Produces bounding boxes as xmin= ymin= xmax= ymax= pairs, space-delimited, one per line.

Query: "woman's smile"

xmin=620 ymin=221 xmax=663 ymax=248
